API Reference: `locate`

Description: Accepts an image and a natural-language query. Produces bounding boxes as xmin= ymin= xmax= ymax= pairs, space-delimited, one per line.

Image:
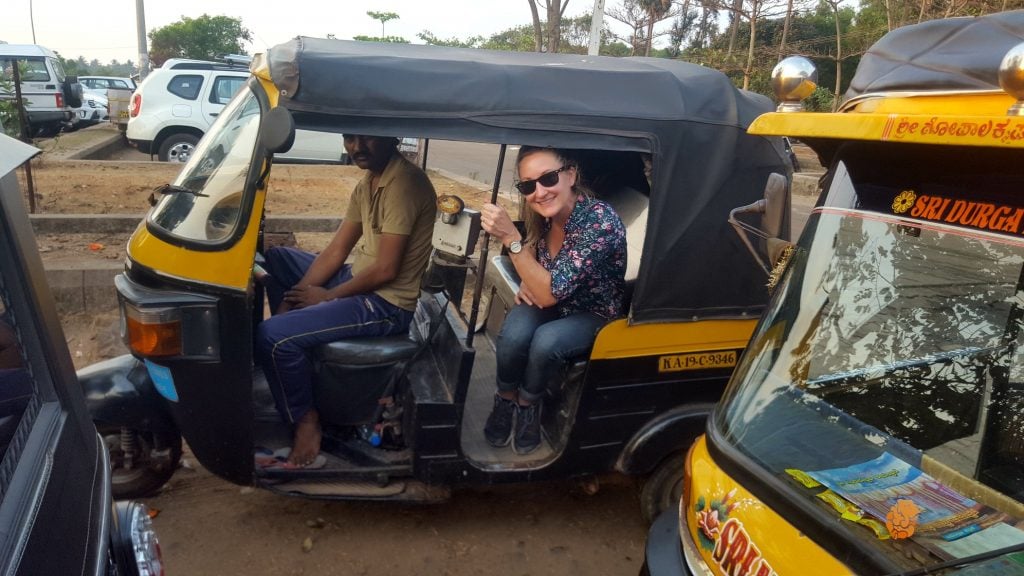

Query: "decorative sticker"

xmin=881 ymin=115 xmax=1024 ymax=144
xmin=892 ymin=190 xmax=917 ymax=214
xmin=695 ymin=489 xmax=779 ymax=576
xmin=886 ymin=499 xmax=921 ymax=540
xmin=145 ymin=359 xmax=179 ymax=402
xmin=891 ymin=191 xmax=1024 ymax=235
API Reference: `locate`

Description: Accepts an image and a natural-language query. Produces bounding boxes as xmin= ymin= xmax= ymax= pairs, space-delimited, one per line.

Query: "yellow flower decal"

xmin=892 ymin=190 xmax=916 ymax=214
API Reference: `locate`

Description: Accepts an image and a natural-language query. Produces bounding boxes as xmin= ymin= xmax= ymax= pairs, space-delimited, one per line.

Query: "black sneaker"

xmin=513 ymin=402 xmax=542 ymax=455
xmin=484 ymin=394 xmax=516 ymax=447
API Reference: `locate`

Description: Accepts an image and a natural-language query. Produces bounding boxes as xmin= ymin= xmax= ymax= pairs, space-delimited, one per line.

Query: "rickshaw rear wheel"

xmin=98 ymin=424 xmax=182 ymax=499
xmin=639 ymin=452 xmax=686 ymax=524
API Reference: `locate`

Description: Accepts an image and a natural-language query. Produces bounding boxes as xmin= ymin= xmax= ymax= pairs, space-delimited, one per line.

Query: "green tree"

xmin=367 ymin=11 xmax=400 ymax=36
xmin=417 ymin=31 xmax=486 ymax=48
xmin=148 ymin=15 xmax=251 ymax=67
xmin=352 ymin=35 xmax=410 ymax=43
xmin=421 ymin=14 xmax=616 ymax=54
xmin=526 ymin=0 xmax=572 ymax=52
xmin=0 ymin=60 xmax=29 ymax=138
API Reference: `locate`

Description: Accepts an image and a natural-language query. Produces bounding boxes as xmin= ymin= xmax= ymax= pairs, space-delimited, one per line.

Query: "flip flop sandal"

xmin=256 ymin=447 xmax=326 ymax=470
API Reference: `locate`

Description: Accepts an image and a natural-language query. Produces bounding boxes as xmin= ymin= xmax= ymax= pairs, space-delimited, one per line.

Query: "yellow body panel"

xmin=590 ymin=318 xmax=756 ymax=361
xmin=684 ymin=436 xmax=854 ymax=576
xmin=750 ymin=91 xmax=1024 ymax=149
xmin=128 ymin=69 xmax=276 ymax=291
xmin=127 ymin=191 xmax=267 ymax=290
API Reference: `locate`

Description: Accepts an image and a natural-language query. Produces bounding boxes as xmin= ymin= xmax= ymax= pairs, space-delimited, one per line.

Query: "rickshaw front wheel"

xmin=639 ymin=452 xmax=686 ymax=524
xmin=99 ymin=424 xmax=183 ymax=499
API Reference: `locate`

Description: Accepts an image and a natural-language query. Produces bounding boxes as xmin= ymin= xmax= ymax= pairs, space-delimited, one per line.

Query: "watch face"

xmin=509 ymin=240 xmax=522 ymax=254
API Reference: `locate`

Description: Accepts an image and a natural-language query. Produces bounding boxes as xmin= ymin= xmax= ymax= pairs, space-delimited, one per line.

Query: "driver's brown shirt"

xmin=346 ymin=153 xmax=436 ymax=310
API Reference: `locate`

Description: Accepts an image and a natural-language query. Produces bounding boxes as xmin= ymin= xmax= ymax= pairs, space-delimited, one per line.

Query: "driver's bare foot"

xmin=288 ymin=409 xmax=321 ymax=466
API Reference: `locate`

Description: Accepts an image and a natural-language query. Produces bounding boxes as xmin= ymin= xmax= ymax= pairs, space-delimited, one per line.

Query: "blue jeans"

xmin=495 ymin=304 xmax=606 ymax=403
xmin=256 ymin=247 xmax=414 ymax=423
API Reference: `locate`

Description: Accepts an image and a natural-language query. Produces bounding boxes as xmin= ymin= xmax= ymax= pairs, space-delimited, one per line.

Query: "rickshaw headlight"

xmin=121 ymin=302 xmax=220 ymax=359
xmin=114 ymin=501 xmax=165 ymax=576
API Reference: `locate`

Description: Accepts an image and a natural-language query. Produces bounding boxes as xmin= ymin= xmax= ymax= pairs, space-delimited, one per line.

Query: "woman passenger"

xmin=479 ymin=147 xmax=627 ymax=455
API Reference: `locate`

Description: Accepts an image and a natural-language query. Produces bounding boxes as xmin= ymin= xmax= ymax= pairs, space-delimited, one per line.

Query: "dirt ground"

xmin=22 ymin=156 xmax=649 ymax=575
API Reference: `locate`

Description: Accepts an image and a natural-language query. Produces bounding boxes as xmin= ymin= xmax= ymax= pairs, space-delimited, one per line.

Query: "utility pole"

xmin=29 ymin=0 xmax=37 ymax=42
xmin=588 ymin=0 xmax=606 ymax=56
xmin=135 ymin=0 xmax=150 ymax=78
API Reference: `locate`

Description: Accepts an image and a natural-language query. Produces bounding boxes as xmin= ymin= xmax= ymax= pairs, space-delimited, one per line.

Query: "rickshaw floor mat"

xmin=260 ymin=477 xmax=451 ymax=501
xmin=459 ymin=345 xmax=557 ymax=468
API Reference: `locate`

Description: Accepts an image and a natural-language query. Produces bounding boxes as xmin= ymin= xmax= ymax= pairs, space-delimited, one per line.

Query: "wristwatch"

xmin=508 ymin=240 xmax=523 ymax=254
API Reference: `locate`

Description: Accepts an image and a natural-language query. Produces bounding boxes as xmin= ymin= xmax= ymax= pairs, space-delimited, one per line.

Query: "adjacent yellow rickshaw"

xmin=645 ymin=11 xmax=1024 ymax=575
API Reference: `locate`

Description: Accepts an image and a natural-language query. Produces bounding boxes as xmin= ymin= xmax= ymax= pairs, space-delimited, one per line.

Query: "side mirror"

xmin=729 ymin=172 xmax=793 ymax=276
xmin=261 ymin=106 xmax=295 ymax=154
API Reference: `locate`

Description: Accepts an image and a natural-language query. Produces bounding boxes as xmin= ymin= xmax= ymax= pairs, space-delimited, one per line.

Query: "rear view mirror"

xmin=729 ymin=172 xmax=792 ymax=275
xmin=261 ymin=106 xmax=295 ymax=154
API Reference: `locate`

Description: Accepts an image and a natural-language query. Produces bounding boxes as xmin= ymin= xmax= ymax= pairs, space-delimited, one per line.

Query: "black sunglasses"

xmin=515 ymin=166 xmax=569 ymax=195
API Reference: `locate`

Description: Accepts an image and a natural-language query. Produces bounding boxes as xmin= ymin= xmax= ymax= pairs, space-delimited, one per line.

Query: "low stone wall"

xmin=39 ymin=215 xmax=342 ymax=315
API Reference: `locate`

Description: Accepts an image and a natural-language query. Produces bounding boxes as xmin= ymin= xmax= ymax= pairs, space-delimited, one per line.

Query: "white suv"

xmin=127 ymin=59 xmax=251 ymax=161
xmin=127 ymin=58 xmax=353 ymax=164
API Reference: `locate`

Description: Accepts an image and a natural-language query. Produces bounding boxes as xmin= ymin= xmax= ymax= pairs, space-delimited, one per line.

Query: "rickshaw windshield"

xmin=149 ymin=85 xmax=261 ymax=242
xmin=715 ymin=144 xmax=1024 ymax=567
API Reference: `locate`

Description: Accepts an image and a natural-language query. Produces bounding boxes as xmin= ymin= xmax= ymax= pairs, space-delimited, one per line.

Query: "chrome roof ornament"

xmin=771 ymin=56 xmax=817 ymax=112
xmin=999 ymin=42 xmax=1024 ymax=116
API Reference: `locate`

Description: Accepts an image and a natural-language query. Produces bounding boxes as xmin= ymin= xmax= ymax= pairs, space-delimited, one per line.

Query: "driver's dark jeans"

xmin=256 ymin=247 xmax=414 ymax=424
xmin=495 ymin=303 xmax=606 ymax=403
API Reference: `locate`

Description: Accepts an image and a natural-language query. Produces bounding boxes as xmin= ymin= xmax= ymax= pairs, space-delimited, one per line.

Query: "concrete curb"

xmin=47 ymin=261 xmax=124 ymax=315
xmin=40 ymin=215 xmax=342 ymax=315
xmin=65 ymin=132 xmax=126 ymax=160
xmin=793 ymin=172 xmax=823 ymax=197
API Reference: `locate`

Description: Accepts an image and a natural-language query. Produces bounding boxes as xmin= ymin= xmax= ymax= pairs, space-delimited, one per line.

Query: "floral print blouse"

xmin=537 ymin=195 xmax=627 ymax=319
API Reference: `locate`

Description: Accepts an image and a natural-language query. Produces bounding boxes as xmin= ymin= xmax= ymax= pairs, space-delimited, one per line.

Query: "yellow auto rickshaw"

xmin=645 ymin=11 xmax=1024 ymax=575
xmin=78 ymin=38 xmax=791 ymax=523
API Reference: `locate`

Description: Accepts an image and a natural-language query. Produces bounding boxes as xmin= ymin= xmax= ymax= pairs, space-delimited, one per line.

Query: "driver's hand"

xmin=283 ymin=285 xmax=330 ymax=309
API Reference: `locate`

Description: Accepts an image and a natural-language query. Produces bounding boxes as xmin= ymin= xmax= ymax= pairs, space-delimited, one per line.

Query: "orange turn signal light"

xmin=124 ymin=306 xmax=183 ymax=357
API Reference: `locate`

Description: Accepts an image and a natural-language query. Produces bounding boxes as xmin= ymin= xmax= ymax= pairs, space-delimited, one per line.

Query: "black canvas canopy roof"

xmin=845 ymin=10 xmax=1024 ymax=100
xmin=267 ymin=37 xmax=788 ymax=323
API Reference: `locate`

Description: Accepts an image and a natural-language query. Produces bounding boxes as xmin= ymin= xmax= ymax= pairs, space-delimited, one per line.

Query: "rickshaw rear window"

xmin=149 ymin=86 xmax=260 ymax=243
xmin=715 ymin=143 xmax=1024 ymax=570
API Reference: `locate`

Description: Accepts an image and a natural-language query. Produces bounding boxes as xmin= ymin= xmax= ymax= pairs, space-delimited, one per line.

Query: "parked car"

xmin=78 ymin=75 xmax=136 ymax=92
xmin=127 ymin=57 xmax=349 ymax=163
xmin=0 ymin=44 xmax=82 ymax=136
xmin=71 ymin=87 xmax=109 ymax=128
xmin=0 ymin=133 xmax=164 ymax=576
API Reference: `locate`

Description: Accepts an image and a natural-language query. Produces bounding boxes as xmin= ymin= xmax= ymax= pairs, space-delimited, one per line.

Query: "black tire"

xmin=158 ymin=133 xmax=200 ymax=163
xmin=63 ymin=81 xmax=83 ymax=109
xmin=98 ymin=424 xmax=182 ymax=499
xmin=639 ymin=452 xmax=686 ymax=524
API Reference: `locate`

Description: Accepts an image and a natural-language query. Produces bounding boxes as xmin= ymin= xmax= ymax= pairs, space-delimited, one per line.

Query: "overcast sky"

xmin=0 ymin=0 xmax=628 ymax=64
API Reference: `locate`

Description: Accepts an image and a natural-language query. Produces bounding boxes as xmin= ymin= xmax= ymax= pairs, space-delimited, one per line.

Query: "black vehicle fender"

xmin=76 ymin=354 xmax=178 ymax=435
xmin=615 ymin=403 xmax=715 ymax=476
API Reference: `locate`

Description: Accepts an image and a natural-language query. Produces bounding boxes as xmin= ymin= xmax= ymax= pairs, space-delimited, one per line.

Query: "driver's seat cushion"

xmin=314 ymin=334 xmax=419 ymax=366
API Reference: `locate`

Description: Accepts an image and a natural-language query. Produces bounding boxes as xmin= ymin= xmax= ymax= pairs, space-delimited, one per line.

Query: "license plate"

xmin=658 ymin=350 xmax=738 ymax=373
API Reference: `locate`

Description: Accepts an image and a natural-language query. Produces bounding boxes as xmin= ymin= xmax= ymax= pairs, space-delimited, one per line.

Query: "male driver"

xmin=256 ymin=135 xmax=436 ymax=467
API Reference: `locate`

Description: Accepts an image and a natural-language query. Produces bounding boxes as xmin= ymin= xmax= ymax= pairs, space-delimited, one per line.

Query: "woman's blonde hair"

xmin=515 ymin=146 xmax=592 ymax=245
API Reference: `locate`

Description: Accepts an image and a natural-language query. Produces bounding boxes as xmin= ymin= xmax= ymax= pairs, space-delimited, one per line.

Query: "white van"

xmin=0 ymin=44 xmax=82 ymax=136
